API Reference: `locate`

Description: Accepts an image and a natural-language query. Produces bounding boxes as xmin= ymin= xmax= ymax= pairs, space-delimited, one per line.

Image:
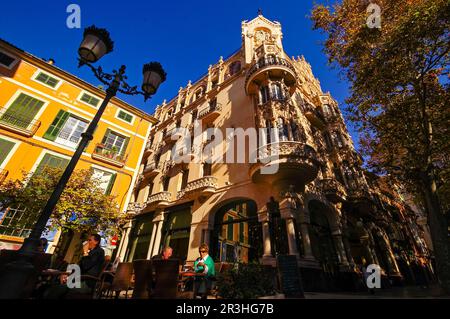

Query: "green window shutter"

xmin=227 ymin=216 xmax=234 ymax=241
xmin=121 ymin=136 xmax=130 ymax=156
xmin=35 ymin=153 xmax=69 ymax=175
xmin=0 ymin=138 xmax=15 ymax=165
xmin=2 ymin=93 xmax=45 ymax=128
xmin=105 ymin=173 xmax=117 ymax=195
xmin=43 ymin=110 xmax=70 ymax=141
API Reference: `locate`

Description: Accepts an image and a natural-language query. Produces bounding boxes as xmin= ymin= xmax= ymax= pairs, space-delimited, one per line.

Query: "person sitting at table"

xmin=151 ymin=246 xmax=173 ymax=261
xmin=193 ymin=243 xmax=215 ymax=299
xmin=42 ymin=234 xmax=105 ymax=299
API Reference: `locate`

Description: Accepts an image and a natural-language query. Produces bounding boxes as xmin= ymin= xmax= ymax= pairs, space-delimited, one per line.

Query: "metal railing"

xmin=0 ymin=108 xmax=41 ymax=136
xmin=245 ymin=57 xmax=296 ymax=86
xmin=92 ymin=143 xmax=127 ymax=163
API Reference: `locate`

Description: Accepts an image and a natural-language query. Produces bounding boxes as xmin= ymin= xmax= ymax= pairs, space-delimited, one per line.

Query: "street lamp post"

xmin=0 ymin=26 xmax=166 ymax=299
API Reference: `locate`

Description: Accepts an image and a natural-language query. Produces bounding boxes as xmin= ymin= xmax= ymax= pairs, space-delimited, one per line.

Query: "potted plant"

xmin=217 ymin=262 xmax=283 ymax=299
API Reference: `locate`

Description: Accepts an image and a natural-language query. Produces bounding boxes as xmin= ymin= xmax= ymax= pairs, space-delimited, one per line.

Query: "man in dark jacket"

xmin=43 ymin=234 xmax=105 ymax=299
xmin=79 ymin=234 xmax=105 ymax=289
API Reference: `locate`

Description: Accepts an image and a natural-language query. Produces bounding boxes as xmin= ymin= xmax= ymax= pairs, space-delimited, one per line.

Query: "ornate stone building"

xmin=116 ymin=14 xmax=433 ymax=290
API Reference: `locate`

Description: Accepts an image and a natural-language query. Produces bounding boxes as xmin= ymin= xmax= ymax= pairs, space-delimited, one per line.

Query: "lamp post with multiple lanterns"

xmin=0 ymin=26 xmax=166 ymax=298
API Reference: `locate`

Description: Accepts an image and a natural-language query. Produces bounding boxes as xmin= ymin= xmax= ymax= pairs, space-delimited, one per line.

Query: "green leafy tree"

xmin=0 ymin=167 xmax=125 ymax=237
xmin=311 ymin=0 xmax=450 ymax=293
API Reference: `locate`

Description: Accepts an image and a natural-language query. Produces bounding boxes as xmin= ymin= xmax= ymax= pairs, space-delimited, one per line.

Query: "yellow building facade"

xmin=0 ymin=39 xmax=157 ymax=256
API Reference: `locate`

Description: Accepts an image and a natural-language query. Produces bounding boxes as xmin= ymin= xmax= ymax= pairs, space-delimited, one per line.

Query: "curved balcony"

xmin=198 ymin=102 xmax=222 ymax=124
xmin=147 ymin=191 xmax=172 ymax=208
xmin=162 ymin=127 xmax=184 ymax=145
xmin=245 ymin=57 xmax=297 ymax=95
xmin=319 ymin=178 xmax=347 ymax=203
xmin=127 ymin=202 xmax=145 ymax=215
xmin=303 ymin=103 xmax=326 ymax=130
xmin=177 ymin=176 xmax=218 ymax=200
xmin=142 ymin=162 xmax=161 ymax=178
xmin=249 ymin=141 xmax=320 ymax=186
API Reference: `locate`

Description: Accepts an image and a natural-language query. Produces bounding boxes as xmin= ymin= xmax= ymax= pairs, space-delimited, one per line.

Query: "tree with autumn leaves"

xmin=311 ymin=0 xmax=449 ymax=293
xmin=0 ymin=167 xmax=126 ymax=238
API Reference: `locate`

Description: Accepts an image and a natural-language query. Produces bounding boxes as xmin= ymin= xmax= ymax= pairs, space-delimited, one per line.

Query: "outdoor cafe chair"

xmin=98 ymin=262 xmax=134 ymax=299
xmin=132 ymin=259 xmax=152 ymax=299
xmin=152 ymin=258 xmax=180 ymax=299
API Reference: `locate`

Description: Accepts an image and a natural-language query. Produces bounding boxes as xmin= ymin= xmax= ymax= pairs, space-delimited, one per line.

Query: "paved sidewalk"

xmin=305 ymin=285 xmax=449 ymax=299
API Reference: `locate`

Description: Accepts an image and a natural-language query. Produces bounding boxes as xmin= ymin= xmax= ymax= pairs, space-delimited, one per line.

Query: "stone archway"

xmin=209 ymin=198 xmax=262 ymax=263
xmin=306 ymin=200 xmax=340 ymax=274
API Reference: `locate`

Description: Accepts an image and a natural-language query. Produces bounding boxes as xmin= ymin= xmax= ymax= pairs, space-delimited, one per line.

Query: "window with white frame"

xmin=34 ymin=71 xmax=60 ymax=88
xmin=92 ymin=167 xmax=116 ymax=194
xmin=117 ymin=109 xmax=133 ymax=123
xmin=102 ymin=129 xmax=129 ymax=155
xmin=43 ymin=110 xmax=88 ymax=148
xmin=79 ymin=92 xmax=100 ymax=107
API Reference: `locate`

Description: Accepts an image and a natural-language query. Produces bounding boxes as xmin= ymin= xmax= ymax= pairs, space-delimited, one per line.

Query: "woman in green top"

xmin=193 ymin=243 xmax=215 ymax=298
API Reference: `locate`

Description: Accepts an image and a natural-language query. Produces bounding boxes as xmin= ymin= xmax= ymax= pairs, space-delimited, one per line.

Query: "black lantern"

xmin=142 ymin=62 xmax=167 ymax=95
xmin=78 ymin=25 xmax=114 ymax=63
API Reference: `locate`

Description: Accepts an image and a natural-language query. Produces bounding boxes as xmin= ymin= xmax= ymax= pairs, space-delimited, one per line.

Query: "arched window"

xmin=228 ymin=61 xmax=241 ymax=76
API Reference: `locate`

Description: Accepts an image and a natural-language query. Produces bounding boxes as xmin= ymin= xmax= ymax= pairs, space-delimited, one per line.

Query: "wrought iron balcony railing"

xmin=0 ymin=108 xmax=41 ymax=137
xmin=92 ymin=143 xmax=127 ymax=167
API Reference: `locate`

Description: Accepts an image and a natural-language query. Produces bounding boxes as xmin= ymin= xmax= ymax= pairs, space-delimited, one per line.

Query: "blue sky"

xmin=0 ymin=0 xmax=358 ymax=147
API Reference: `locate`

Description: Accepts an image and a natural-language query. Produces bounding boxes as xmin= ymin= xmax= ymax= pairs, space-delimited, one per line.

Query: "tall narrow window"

xmin=277 ymin=118 xmax=288 ymax=141
xmin=163 ymin=176 xmax=170 ymax=191
xmin=259 ymin=86 xmax=270 ymax=104
xmin=192 ymin=110 xmax=198 ymax=121
xmin=202 ymin=163 xmax=212 ymax=177
xmin=181 ymin=169 xmax=189 ymax=190
xmin=265 ymin=119 xmax=272 ymax=144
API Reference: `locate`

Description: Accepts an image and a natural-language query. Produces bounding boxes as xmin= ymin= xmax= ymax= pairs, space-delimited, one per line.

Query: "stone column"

xmin=279 ymin=197 xmax=300 ymax=257
xmin=332 ymin=230 xmax=349 ymax=265
xmin=147 ymin=210 xmax=165 ymax=259
xmin=297 ymin=207 xmax=315 ymax=260
xmin=117 ymin=221 xmax=132 ymax=262
xmin=258 ymin=207 xmax=276 ymax=266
